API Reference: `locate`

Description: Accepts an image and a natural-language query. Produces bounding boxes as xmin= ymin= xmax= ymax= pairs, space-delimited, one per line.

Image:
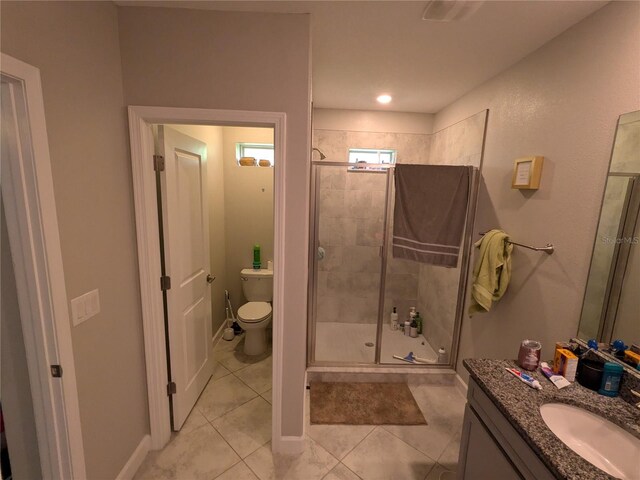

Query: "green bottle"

xmin=253 ymin=244 xmax=261 ymax=269
xmin=416 ymin=311 xmax=423 ymax=335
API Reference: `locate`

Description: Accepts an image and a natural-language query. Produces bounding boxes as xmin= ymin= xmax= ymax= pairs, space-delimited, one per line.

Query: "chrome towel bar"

xmin=479 ymin=231 xmax=554 ymax=255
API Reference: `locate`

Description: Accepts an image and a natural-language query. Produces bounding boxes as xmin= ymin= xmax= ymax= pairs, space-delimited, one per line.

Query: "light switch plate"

xmin=71 ymin=289 xmax=100 ymax=326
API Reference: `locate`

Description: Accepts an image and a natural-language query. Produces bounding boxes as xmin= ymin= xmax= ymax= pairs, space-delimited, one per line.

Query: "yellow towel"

xmin=468 ymin=229 xmax=512 ymax=316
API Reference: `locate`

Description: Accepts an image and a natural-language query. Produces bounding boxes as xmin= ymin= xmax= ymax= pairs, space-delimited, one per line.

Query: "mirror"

xmin=578 ymin=111 xmax=640 ymax=347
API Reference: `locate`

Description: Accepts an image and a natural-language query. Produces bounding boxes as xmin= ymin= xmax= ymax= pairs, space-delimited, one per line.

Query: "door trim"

xmin=127 ymin=106 xmax=286 ymax=451
xmin=0 ymin=53 xmax=86 ymax=479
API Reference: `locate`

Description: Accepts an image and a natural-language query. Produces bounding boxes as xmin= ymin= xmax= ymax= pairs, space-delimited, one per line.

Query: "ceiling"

xmin=116 ymin=1 xmax=607 ymax=113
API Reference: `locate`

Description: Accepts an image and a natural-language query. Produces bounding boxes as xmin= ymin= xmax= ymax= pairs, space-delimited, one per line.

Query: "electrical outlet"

xmin=71 ymin=289 xmax=100 ymax=326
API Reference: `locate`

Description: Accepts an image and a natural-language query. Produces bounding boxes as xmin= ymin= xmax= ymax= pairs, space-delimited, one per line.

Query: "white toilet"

xmin=237 ymin=268 xmax=273 ymax=356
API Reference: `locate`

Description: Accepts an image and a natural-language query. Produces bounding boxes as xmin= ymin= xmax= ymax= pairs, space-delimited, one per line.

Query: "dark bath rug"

xmin=309 ymin=382 xmax=427 ymax=425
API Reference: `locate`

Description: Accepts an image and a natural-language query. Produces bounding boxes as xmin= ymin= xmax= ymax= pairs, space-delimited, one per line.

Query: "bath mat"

xmin=309 ymin=382 xmax=427 ymax=425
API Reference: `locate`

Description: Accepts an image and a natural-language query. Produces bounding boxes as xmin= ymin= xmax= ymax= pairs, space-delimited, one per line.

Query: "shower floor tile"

xmin=315 ymin=322 xmax=377 ymax=363
xmin=314 ymin=322 xmax=437 ymax=364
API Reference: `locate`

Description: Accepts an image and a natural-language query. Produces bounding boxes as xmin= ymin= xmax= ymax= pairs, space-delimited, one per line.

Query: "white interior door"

xmin=157 ymin=125 xmax=213 ymax=430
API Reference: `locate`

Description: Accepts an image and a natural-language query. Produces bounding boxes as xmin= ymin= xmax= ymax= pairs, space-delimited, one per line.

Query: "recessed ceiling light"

xmin=377 ymin=94 xmax=392 ymax=104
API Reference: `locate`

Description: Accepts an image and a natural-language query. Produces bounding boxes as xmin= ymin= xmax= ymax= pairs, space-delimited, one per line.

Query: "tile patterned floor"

xmin=134 ymin=333 xmax=465 ymax=480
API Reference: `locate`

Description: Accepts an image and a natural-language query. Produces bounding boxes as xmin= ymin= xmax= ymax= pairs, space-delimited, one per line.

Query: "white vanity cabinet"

xmin=457 ymin=379 xmax=557 ymax=480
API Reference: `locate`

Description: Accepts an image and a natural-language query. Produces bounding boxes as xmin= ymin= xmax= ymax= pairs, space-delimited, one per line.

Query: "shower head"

xmin=312 ymin=147 xmax=326 ymax=160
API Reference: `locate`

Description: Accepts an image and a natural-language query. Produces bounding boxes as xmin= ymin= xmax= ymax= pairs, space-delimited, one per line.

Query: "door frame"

xmin=127 ymin=106 xmax=286 ymax=450
xmin=0 ymin=53 xmax=86 ymax=479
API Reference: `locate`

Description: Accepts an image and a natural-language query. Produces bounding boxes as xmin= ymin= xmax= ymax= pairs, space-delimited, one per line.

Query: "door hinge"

xmin=153 ymin=154 xmax=165 ymax=172
xmin=167 ymin=381 xmax=177 ymax=396
xmin=50 ymin=365 xmax=63 ymax=378
xmin=160 ymin=275 xmax=171 ymax=291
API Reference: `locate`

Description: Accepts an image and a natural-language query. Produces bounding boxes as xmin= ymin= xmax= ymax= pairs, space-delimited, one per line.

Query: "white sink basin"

xmin=539 ymin=403 xmax=640 ymax=479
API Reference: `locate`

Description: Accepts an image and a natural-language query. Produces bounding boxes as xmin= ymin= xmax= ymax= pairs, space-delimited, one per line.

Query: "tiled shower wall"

xmin=417 ymin=111 xmax=487 ymax=355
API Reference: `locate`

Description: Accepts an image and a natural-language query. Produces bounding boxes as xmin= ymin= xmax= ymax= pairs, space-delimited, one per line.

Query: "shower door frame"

xmin=307 ymin=161 xmax=481 ymax=369
xmin=307 ymin=161 xmax=392 ymax=366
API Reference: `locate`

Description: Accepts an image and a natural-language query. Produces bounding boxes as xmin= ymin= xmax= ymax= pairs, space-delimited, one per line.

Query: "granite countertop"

xmin=463 ymin=358 xmax=640 ymax=480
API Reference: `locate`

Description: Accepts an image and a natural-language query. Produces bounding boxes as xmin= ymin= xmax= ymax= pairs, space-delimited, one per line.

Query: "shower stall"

xmin=307 ymin=110 xmax=488 ymax=368
xmin=307 ymin=162 xmax=479 ymax=368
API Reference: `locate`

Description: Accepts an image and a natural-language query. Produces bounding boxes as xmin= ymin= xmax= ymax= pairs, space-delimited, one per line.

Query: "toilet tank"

xmin=240 ymin=268 xmax=273 ymax=302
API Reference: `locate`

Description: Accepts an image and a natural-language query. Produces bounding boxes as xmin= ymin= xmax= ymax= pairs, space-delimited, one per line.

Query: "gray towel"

xmin=392 ymin=165 xmax=472 ymax=267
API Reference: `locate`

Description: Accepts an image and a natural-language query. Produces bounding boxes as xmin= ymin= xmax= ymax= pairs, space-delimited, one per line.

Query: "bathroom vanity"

xmin=458 ymin=359 xmax=640 ymax=480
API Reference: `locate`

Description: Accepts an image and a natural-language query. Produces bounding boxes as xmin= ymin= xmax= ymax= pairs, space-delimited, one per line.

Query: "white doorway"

xmin=127 ymin=107 xmax=286 ymax=452
xmin=0 ymin=53 xmax=85 ymax=479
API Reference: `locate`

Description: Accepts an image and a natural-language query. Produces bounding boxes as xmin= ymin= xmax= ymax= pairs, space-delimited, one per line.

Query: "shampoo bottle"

xmin=410 ymin=318 xmax=418 ymax=338
xmin=415 ymin=311 xmax=423 ymax=335
xmin=390 ymin=307 xmax=398 ymax=330
xmin=253 ymin=244 xmax=261 ymax=269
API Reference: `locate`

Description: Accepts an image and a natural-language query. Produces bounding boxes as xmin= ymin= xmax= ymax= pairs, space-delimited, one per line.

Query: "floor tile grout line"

xmin=339 ymin=461 xmax=365 ymax=480
xmin=378 ymin=423 xmax=443 ymax=464
xmin=423 ymin=462 xmax=438 ymax=480
xmin=436 ymin=431 xmax=461 ymax=465
xmin=209 ymin=417 xmax=271 ymax=465
xmin=335 ymin=424 xmax=379 ymax=463
xmin=210 ymin=454 xmax=243 ymax=480
xmin=231 ymin=366 xmax=272 ymax=397
xmin=244 ymin=454 xmax=264 ymax=480
xmin=202 ymin=392 xmax=268 ymax=425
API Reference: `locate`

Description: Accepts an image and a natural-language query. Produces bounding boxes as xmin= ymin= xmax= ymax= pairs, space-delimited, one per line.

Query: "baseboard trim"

xmin=455 ymin=373 xmax=468 ymax=397
xmin=212 ymin=320 xmax=227 ymax=348
xmin=272 ymin=435 xmax=305 ymax=455
xmin=116 ymin=434 xmax=150 ymax=480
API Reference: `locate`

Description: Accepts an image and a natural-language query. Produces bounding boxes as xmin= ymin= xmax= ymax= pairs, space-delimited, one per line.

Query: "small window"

xmin=348 ymin=148 xmax=396 ymax=165
xmin=236 ymin=143 xmax=275 ymax=166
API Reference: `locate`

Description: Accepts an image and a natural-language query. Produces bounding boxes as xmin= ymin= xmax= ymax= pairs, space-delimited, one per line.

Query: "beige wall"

xmin=1 ymin=2 xmax=149 ymax=478
xmin=1 ymin=199 xmax=42 ymax=480
xmin=118 ymin=6 xmax=312 ymax=437
xmin=221 ymin=127 xmax=275 ymax=307
xmin=169 ymin=124 xmax=228 ymax=336
xmin=432 ymin=1 xmax=640 ymax=378
xmin=313 ymin=108 xmax=434 ymax=135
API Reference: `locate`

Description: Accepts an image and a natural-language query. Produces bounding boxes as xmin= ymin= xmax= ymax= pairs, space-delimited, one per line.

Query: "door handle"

xmin=206 ymin=274 xmax=216 ymax=284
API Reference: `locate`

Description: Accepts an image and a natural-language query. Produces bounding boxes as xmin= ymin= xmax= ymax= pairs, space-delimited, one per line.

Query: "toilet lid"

xmin=238 ymin=302 xmax=271 ymax=322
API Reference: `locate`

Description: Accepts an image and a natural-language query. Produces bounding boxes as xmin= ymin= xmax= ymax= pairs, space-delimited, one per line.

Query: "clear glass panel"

xmin=313 ymin=165 xmax=386 ymax=363
xmin=380 ymin=180 xmax=446 ymax=365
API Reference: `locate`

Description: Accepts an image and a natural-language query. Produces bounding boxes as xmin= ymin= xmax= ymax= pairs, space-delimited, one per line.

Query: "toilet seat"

xmin=238 ymin=301 xmax=271 ymax=323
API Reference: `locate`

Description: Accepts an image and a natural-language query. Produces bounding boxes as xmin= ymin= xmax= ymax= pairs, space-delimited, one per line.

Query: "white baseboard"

xmin=116 ymin=434 xmax=151 ymax=480
xmin=272 ymin=435 xmax=305 ymax=455
xmin=212 ymin=320 xmax=227 ymax=348
xmin=455 ymin=373 xmax=468 ymax=397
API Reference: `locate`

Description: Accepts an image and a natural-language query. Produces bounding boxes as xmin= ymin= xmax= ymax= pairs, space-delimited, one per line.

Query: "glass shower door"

xmin=310 ymin=163 xmax=387 ymax=364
